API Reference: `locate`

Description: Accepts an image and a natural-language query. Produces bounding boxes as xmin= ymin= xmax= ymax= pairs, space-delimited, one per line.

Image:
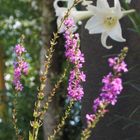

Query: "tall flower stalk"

xmin=81 ymin=47 xmax=128 ymax=140
xmin=48 ymin=17 xmax=86 ymax=140
xmin=12 ymin=36 xmax=29 ymax=140
xmin=47 ymin=100 xmax=74 ymax=140
xmin=30 ymin=1 xmax=82 ymax=140
xmin=13 ymin=39 xmax=29 ymax=92
xmin=39 ymin=64 xmax=69 ymax=121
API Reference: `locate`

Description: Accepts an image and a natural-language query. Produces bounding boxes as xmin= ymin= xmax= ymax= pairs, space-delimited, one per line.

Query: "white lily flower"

xmin=54 ymin=0 xmax=94 ymax=33
xmin=85 ymin=0 xmax=135 ymax=49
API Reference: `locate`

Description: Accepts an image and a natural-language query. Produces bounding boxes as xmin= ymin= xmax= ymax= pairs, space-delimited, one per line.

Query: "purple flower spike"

xmin=86 ymin=52 xmax=128 ymax=124
xmin=13 ymin=43 xmax=29 ymax=92
xmin=63 ymin=18 xmax=86 ymax=101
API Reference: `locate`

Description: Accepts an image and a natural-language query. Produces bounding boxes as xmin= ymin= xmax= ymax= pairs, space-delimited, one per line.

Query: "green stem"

xmin=12 ymin=93 xmax=23 ymax=140
xmin=30 ymin=1 xmax=82 ymax=140
xmin=48 ymin=100 xmax=74 ymax=140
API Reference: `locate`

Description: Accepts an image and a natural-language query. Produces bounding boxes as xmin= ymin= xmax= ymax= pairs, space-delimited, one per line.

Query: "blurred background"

xmin=0 ymin=0 xmax=140 ymax=140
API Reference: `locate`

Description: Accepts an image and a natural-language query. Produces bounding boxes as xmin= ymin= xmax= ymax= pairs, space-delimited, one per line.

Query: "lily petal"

xmin=68 ymin=0 xmax=76 ymax=9
xmin=101 ymin=32 xmax=113 ymax=49
xmin=53 ymin=0 xmax=67 ymax=17
xmin=86 ymin=5 xmax=101 ymax=14
xmin=97 ymin=0 xmax=109 ymax=8
xmin=86 ymin=4 xmax=109 ymax=16
xmin=114 ymin=0 xmax=121 ymax=12
xmin=82 ymin=0 xmax=93 ymax=6
xmin=72 ymin=11 xmax=94 ymax=22
xmin=114 ymin=0 xmax=121 ymax=8
xmin=85 ymin=16 xmax=106 ymax=34
xmin=108 ymin=21 xmax=126 ymax=42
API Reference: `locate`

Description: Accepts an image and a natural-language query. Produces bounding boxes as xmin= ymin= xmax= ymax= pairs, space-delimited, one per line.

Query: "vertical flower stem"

xmin=12 ymin=93 xmax=19 ymax=139
xmin=81 ymin=47 xmax=129 ymax=140
xmin=12 ymin=36 xmax=28 ymax=140
xmin=31 ymin=1 xmax=82 ymax=140
xmin=12 ymin=92 xmax=24 ymax=140
xmin=41 ymin=64 xmax=69 ymax=119
xmin=81 ymin=108 xmax=107 ymax=140
xmin=47 ymin=100 xmax=74 ymax=140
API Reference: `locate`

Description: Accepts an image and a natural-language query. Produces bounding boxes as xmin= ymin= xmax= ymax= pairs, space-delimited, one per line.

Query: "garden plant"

xmin=1 ymin=0 xmax=140 ymax=140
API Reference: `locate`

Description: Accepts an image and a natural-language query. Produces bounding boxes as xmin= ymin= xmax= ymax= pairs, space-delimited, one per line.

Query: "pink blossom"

xmin=86 ymin=54 xmax=128 ymax=123
xmin=64 ymin=18 xmax=86 ymax=101
xmin=86 ymin=114 xmax=96 ymax=124
xmin=14 ymin=44 xmax=26 ymax=55
xmin=15 ymin=81 xmax=23 ymax=91
xmin=64 ymin=18 xmax=75 ymax=28
xmin=13 ymin=43 xmax=29 ymax=92
xmin=108 ymin=57 xmax=128 ymax=73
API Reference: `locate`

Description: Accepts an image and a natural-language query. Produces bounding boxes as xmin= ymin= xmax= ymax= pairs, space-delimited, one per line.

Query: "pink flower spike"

xmin=13 ymin=43 xmax=29 ymax=92
xmin=64 ymin=18 xmax=86 ymax=101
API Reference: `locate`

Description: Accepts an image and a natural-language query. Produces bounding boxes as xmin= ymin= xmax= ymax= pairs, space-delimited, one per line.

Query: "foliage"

xmin=0 ymin=0 xmax=42 ymax=139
